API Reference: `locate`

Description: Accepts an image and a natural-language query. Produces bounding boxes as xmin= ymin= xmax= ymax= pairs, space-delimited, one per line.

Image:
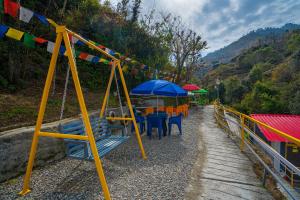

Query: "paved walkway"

xmin=185 ymin=106 xmax=273 ymax=200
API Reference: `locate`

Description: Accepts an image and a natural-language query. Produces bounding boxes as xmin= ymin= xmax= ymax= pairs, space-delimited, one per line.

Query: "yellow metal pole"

xmin=19 ymin=32 xmax=63 ymax=196
xmin=100 ymin=62 xmax=116 ymax=118
xmin=39 ymin=132 xmax=89 ymax=140
xmin=240 ymin=115 xmax=245 ymax=151
xmin=105 ymin=117 xmax=133 ymax=121
xmin=62 ymin=29 xmax=111 ymax=200
xmin=116 ymin=61 xmax=147 ymax=159
xmin=66 ymin=29 xmax=117 ymax=61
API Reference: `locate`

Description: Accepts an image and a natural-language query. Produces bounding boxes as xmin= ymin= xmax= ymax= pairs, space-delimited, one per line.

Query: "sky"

xmin=109 ymin=0 xmax=300 ymax=55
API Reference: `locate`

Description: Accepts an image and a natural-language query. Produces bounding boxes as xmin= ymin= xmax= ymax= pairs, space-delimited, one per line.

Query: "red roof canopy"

xmin=182 ymin=84 xmax=200 ymax=91
xmin=251 ymin=114 xmax=300 ymax=142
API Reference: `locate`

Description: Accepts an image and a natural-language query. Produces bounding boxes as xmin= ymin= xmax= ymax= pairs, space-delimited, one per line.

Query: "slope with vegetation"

xmin=0 ymin=0 xmax=206 ymax=130
xmin=203 ymin=23 xmax=300 ymax=65
xmin=202 ymin=29 xmax=300 ymax=115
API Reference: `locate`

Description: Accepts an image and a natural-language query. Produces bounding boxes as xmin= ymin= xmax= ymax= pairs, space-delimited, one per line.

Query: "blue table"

xmin=146 ymin=112 xmax=168 ymax=139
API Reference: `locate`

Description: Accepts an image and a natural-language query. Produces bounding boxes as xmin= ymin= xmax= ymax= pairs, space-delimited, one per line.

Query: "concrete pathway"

xmin=185 ymin=106 xmax=273 ymax=200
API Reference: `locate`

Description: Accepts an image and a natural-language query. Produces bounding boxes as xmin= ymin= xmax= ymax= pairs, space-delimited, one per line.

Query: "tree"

xmin=224 ymin=76 xmax=245 ymax=104
xmin=249 ymin=64 xmax=263 ymax=84
xmin=131 ymin=0 xmax=142 ymax=23
xmin=117 ymin=0 xmax=130 ymax=19
xmin=161 ymin=15 xmax=207 ymax=83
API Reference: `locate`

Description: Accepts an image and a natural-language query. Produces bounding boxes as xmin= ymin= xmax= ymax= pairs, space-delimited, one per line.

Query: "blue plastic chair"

xmin=168 ymin=113 xmax=183 ymax=135
xmin=131 ymin=114 xmax=145 ymax=134
xmin=146 ymin=115 xmax=164 ymax=139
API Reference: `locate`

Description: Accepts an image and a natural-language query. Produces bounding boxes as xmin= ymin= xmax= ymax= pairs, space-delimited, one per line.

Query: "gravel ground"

xmin=0 ymin=109 xmax=201 ymax=200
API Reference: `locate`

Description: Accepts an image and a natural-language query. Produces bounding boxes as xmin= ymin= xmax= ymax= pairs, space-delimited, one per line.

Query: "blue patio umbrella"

xmin=130 ymin=80 xmax=187 ymax=97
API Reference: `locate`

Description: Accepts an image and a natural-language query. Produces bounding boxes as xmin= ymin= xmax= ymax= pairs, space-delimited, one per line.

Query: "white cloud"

xmin=109 ymin=0 xmax=300 ymax=54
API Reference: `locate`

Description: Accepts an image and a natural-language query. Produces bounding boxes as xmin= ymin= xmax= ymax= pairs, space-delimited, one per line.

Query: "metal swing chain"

xmin=114 ymin=71 xmax=128 ymax=135
xmin=59 ymin=41 xmax=75 ymax=121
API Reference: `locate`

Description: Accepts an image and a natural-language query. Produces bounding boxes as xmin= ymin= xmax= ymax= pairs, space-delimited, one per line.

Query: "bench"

xmin=59 ymin=116 xmax=129 ymax=160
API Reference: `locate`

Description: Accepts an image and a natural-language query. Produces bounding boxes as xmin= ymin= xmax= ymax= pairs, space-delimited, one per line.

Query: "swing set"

xmin=19 ymin=25 xmax=147 ymax=200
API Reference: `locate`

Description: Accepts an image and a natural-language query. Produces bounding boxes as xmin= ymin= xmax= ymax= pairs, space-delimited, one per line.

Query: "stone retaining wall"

xmin=0 ymin=107 xmax=128 ymax=183
xmin=0 ymin=122 xmax=65 ymax=183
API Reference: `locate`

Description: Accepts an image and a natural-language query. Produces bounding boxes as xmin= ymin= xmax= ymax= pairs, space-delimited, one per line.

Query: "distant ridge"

xmin=203 ymin=23 xmax=300 ymax=65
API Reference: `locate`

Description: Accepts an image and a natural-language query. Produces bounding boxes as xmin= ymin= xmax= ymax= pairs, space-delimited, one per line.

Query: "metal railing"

xmin=214 ymin=102 xmax=300 ymax=200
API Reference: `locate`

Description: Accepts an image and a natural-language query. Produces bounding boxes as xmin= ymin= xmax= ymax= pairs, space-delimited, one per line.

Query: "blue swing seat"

xmin=59 ymin=116 xmax=128 ymax=160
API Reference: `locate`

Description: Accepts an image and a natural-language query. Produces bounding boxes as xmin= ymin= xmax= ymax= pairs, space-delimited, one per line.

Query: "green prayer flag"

xmin=0 ymin=0 xmax=3 ymax=14
xmin=23 ymin=33 xmax=36 ymax=48
xmin=103 ymin=60 xmax=110 ymax=65
xmin=75 ymin=50 xmax=81 ymax=57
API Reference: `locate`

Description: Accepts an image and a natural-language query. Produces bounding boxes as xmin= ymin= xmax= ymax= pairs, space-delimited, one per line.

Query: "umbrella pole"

xmin=156 ymin=96 xmax=158 ymax=114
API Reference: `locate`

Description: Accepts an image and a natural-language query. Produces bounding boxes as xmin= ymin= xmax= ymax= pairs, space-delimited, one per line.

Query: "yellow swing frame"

xmin=19 ymin=26 xmax=147 ymax=200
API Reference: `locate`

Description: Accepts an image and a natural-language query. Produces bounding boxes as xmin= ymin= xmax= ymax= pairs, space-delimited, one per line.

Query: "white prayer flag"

xmin=86 ymin=55 xmax=94 ymax=62
xmin=47 ymin=41 xmax=55 ymax=53
xmin=71 ymin=36 xmax=79 ymax=44
xmin=19 ymin=7 xmax=34 ymax=23
xmin=105 ymin=48 xmax=111 ymax=53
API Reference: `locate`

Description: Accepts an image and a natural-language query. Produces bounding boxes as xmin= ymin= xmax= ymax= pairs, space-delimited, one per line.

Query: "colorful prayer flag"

xmin=125 ymin=57 xmax=131 ymax=62
xmin=92 ymin=56 xmax=100 ymax=63
xmin=4 ymin=0 xmax=19 ymax=18
xmin=23 ymin=33 xmax=35 ymax=48
xmin=103 ymin=60 xmax=110 ymax=65
xmin=59 ymin=46 xmax=66 ymax=55
xmin=34 ymin=13 xmax=49 ymax=25
xmin=98 ymin=45 xmax=105 ymax=49
xmin=76 ymin=40 xmax=84 ymax=46
xmin=79 ymin=52 xmax=89 ymax=60
xmin=0 ymin=25 xmax=9 ymax=38
xmin=47 ymin=18 xmax=58 ymax=27
xmin=34 ymin=37 xmax=47 ymax=44
xmin=19 ymin=7 xmax=34 ymax=23
xmin=74 ymin=50 xmax=81 ymax=58
xmin=143 ymin=65 xmax=149 ymax=70
xmin=47 ymin=41 xmax=54 ymax=53
xmin=6 ymin=27 xmax=24 ymax=40
xmin=122 ymin=65 xmax=128 ymax=73
xmin=99 ymin=58 xmax=106 ymax=63
xmin=85 ymin=54 xmax=94 ymax=62
xmin=0 ymin=0 xmax=4 ymax=14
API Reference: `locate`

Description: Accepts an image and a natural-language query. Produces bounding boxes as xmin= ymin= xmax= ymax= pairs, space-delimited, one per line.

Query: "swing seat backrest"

xmin=59 ymin=116 xmax=129 ymax=160
xmin=59 ymin=117 xmax=111 ymax=140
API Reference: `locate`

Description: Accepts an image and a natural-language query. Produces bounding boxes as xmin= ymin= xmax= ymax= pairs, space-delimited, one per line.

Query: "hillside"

xmin=201 ymin=29 xmax=300 ymax=115
xmin=0 ymin=1 xmax=169 ymax=131
xmin=203 ymin=23 xmax=300 ymax=65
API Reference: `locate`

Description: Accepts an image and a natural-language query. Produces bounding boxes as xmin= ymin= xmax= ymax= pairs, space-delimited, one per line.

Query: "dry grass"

xmin=0 ymin=82 xmax=118 ymax=132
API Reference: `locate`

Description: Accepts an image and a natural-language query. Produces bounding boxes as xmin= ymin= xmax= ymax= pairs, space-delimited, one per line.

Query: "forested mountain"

xmin=201 ymin=29 xmax=300 ymax=115
xmin=203 ymin=23 xmax=300 ymax=65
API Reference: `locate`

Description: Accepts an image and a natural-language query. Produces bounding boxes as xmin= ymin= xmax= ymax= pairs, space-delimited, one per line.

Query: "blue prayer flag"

xmin=0 ymin=24 xmax=9 ymax=38
xmin=92 ymin=56 xmax=100 ymax=63
xmin=76 ymin=40 xmax=84 ymax=46
xmin=34 ymin=13 xmax=49 ymax=25
xmin=59 ymin=45 xmax=66 ymax=55
xmin=109 ymin=50 xmax=115 ymax=56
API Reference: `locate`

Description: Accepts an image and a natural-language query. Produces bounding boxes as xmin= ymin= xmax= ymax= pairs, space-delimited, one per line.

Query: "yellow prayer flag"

xmin=6 ymin=28 xmax=24 ymax=41
xmin=47 ymin=18 xmax=58 ymax=27
xmin=122 ymin=65 xmax=128 ymax=73
xmin=99 ymin=58 xmax=105 ymax=63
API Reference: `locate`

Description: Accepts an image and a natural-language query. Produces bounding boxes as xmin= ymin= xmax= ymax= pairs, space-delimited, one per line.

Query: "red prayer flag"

xmin=4 ymin=0 xmax=20 ymax=18
xmin=34 ymin=37 xmax=48 ymax=44
xmin=98 ymin=45 xmax=105 ymax=49
xmin=78 ymin=52 xmax=89 ymax=60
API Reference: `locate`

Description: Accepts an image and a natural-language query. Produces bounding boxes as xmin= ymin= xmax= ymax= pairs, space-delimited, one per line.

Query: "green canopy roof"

xmin=192 ymin=89 xmax=208 ymax=94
